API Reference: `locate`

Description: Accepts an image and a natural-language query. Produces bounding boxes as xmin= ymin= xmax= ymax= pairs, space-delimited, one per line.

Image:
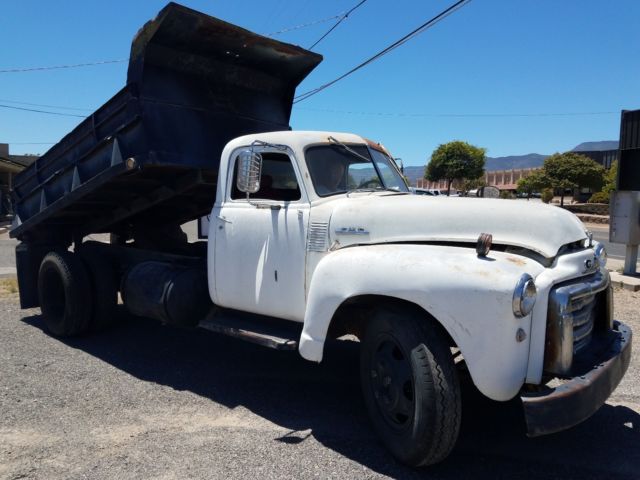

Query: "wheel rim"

xmin=369 ymin=334 xmax=415 ymax=430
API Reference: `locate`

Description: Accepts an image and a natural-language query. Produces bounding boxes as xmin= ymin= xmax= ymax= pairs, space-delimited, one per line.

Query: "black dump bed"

xmin=10 ymin=2 xmax=321 ymax=241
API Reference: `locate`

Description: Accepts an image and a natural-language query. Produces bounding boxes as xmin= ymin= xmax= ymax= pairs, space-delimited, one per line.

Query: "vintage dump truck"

xmin=10 ymin=3 xmax=632 ymax=467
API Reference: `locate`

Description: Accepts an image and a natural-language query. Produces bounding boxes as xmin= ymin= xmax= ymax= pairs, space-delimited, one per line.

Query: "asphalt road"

xmin=1 ymin=290 xmax=639 ymax=480
xmin=590 ymin=224 xmax=632 ymax=261
xmin=0 ymin=237 xmax=16 ymax=270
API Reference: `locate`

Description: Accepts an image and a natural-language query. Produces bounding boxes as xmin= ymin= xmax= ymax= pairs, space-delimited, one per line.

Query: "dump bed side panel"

xmin=11 ymin=2 xmax=321 ymax=240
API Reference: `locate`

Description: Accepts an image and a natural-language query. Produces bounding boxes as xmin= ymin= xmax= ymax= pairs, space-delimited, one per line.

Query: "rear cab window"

xmin=231 ymin=152 xmax=301 ymax=202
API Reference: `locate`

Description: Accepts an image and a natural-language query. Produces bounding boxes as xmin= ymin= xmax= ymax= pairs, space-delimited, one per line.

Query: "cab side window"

xmin=231 ymin=152 xmax=301 ymax=201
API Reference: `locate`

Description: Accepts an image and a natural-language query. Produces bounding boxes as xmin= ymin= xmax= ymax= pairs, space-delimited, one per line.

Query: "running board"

xmin=199 ymin=308 xmax=301 ymax=350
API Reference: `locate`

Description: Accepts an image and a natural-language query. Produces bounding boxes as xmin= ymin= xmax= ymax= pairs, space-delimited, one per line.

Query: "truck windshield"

xmin=305 ymin=144 xmax=409 ymax=197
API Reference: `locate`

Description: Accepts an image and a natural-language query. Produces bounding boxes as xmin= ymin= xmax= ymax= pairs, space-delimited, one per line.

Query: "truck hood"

xmin=327 ymin=194 xmax=587 ymax=259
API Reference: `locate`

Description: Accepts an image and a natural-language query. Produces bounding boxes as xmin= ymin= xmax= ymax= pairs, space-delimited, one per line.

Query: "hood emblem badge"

xmin=335 ymin=227 xmax=369 ymax=235
xmin=584 ymin=257 xmax=596 ymax=272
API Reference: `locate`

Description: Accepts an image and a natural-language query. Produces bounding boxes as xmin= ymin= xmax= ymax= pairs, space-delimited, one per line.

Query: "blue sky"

xmin=1 ymin=0 xmax=638 ymax=166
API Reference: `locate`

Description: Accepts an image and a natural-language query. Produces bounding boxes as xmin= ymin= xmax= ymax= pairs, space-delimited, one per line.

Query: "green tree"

xmin=500 ymin=190 xmax=515 ymax=199
xmin=516 ymin=170 xmax=551 ymax=200
xmin=587 ymin=160 xmax=618 ymax=203
xmin=602 ymin=160 xmax=618 ymax=195
xmin=461 ymin=176 xmax=487 ymax=195
xmin=425 ymin=141 xmax=486 ymax=196
xmin=543 ymin=152 xmax=605 ymax=206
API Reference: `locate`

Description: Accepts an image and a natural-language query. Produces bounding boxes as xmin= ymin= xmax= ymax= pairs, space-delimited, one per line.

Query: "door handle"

xmin=216 ymin=215 xmax=232 ymax=224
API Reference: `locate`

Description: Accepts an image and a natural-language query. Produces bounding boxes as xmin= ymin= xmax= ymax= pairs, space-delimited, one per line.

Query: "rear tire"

xmin=38 ymin=251 xmax=92 ymax=336
xmin=360 ymin=309 xmax=461 ymax=466
xmin=80 ymin=251 xmax=119 ymax=331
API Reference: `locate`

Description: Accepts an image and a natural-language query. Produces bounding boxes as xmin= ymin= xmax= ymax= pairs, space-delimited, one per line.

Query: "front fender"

xmin=300 ymin=244 xmax=545 ymax=401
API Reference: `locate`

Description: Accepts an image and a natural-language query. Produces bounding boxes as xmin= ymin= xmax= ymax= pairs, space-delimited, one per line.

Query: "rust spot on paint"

xmin=474 ymin=270 xmax=491 ymax=277
xmin=506 ymin=256 xmax=527 ymax=266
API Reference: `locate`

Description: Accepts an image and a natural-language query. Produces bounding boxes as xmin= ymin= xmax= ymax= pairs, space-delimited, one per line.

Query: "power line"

xmin=267 ymin=13 xmax=344 ymax=36
xmin=2 ymin=95 xmax=616 ymax=122
xmin=308 ymin=0 xmax=369 ymax=50
xmin=295 ymin=106 xmax=618 ymax=118
xmin=294 ymin=0 xmax=472 ymax=103
xmin=0 ymin=104 xmax=86 ymax=118
xmin=0 ymin=59 xmax=126 ymax=74
xmin=0 ymin=10 xmax=355 ymax=74
xmin=0 ymin=98 xmax=92 ymax=112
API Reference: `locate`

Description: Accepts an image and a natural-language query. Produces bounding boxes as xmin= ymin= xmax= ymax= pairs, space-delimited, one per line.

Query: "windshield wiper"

xmin=346 ymin=186 xmax=409 ymax=197
xmin=328 ymin=136 xmax=371 ymax=162
xmin=328 ymin=136 xmax=409 ymax=197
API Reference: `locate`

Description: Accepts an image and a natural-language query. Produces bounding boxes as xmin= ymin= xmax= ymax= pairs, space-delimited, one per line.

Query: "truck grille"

xmin=571 ymin=294 xmax=597 ymax=354
xmin=544 ymin=270 xmax=611 ymax=376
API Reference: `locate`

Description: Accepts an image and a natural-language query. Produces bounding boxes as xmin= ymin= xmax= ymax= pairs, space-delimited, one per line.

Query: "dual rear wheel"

xmin=37 ymin=250 xmax=118 ymax=336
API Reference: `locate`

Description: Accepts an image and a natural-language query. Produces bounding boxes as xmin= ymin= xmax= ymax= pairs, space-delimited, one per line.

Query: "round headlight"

xmin=513 ymin=274 xmax=537 ymax=318
xmin=594 ymin=243 xmax=607 ymax=268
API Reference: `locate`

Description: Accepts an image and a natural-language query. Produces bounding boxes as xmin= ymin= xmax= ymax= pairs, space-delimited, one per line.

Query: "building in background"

xmin=418 ymin=167 xmax=542 ymax=193
xmin=573 ymin=149 xmax=618 ymax=169
xmin=0 ymin=143 xmax=39 ymax=218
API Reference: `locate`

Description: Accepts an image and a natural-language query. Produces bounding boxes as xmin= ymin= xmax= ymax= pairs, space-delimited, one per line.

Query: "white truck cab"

xmin=202 ymin=130 xmax=632 ymax=465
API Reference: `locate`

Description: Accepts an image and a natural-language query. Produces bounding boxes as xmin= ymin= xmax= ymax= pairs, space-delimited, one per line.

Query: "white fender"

xmin=299 ymin=244 xmax=545 ymax=401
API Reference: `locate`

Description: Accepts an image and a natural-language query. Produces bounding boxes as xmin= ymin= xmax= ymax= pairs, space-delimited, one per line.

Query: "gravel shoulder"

xmin=0 ymin=289 xmax=638 ymax=480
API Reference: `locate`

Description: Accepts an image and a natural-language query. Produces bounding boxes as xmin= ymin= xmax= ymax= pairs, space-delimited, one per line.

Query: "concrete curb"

xmin=607 ymin=259 xmax=640 ymax=292
xmin=609 ymin=271 xmax=640 ymax=292
xmin=576 ymin=213 xmax=609 ymax=225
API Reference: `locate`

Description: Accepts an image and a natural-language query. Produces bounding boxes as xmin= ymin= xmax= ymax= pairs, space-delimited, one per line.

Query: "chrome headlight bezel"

xmin=513 ymin=274 xmax=537 ymax=318
xmin=594 ymin=243 xmax=607 ymax=268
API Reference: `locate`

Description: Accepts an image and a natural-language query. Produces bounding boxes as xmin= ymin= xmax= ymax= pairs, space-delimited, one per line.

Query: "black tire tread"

xmin=408 ymin=314 xmax=461 ymax=466
xmin=80 ymin=251 xmax=119 ymax=331
xmin=38 ymin=251 xmax=92 ymax=336
xmin=415 ymin=334 xmax=461 ymax=465
xmin=360 ymin=307 xmax=461 ymax=467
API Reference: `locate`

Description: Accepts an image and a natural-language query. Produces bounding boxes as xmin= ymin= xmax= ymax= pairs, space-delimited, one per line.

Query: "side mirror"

xmin=478 ymin=186 xmax=500 ymax=198
xmin=236 ymin=150 xmax=262 ymax=194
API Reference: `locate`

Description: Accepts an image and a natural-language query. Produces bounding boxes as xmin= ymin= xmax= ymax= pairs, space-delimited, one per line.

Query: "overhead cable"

xmin=0 ymin=104 xmax=86 ymax=118
xmin=0 ymin=59 xmax=126 ymax=74
xmin=294 ymin=0 xmax=472 ymax=103
xmin=308 ymin=0 xmax=369 ymax=50
xmin=267 ymin=13 xmax=344 ymax=36
xmin=295 ymin=107 xmax=618 ymax=118
xmin=0 ymin=9 xmax=358 ymax=74
xmin=0 ymin=98 xmax=92 ymax=111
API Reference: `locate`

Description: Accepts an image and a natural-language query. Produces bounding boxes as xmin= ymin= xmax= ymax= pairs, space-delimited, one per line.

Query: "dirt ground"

xmin=0 ymin=288 xmax=638 ymax=479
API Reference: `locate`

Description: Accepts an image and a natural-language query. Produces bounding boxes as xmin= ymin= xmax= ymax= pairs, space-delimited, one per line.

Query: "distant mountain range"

xmin=572 ymin=141 xmax=619 ymax=152
xmin=403 ymin=140 xmax=619 ymax=184
xmin=403 ymin=166 xmax=427 ymax=186
xmin=485 ymin=153 xmax=548 ymax=171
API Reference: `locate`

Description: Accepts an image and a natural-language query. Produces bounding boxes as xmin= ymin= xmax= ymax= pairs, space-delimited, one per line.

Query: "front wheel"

xmin=360 ymin=309 xmax=461 ymax=466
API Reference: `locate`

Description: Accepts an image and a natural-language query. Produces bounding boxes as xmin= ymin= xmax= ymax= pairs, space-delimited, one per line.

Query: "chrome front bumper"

xmin=521 ymin=321 xmax=632 ymax=437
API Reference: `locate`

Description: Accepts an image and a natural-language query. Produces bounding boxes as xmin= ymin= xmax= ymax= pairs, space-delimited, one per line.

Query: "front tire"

xmin=360 ymin=309 xmax=461 ymax=466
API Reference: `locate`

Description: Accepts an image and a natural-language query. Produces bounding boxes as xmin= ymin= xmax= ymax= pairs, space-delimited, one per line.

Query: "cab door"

xmin=212 ymin=149 xmax=309 ymax=322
